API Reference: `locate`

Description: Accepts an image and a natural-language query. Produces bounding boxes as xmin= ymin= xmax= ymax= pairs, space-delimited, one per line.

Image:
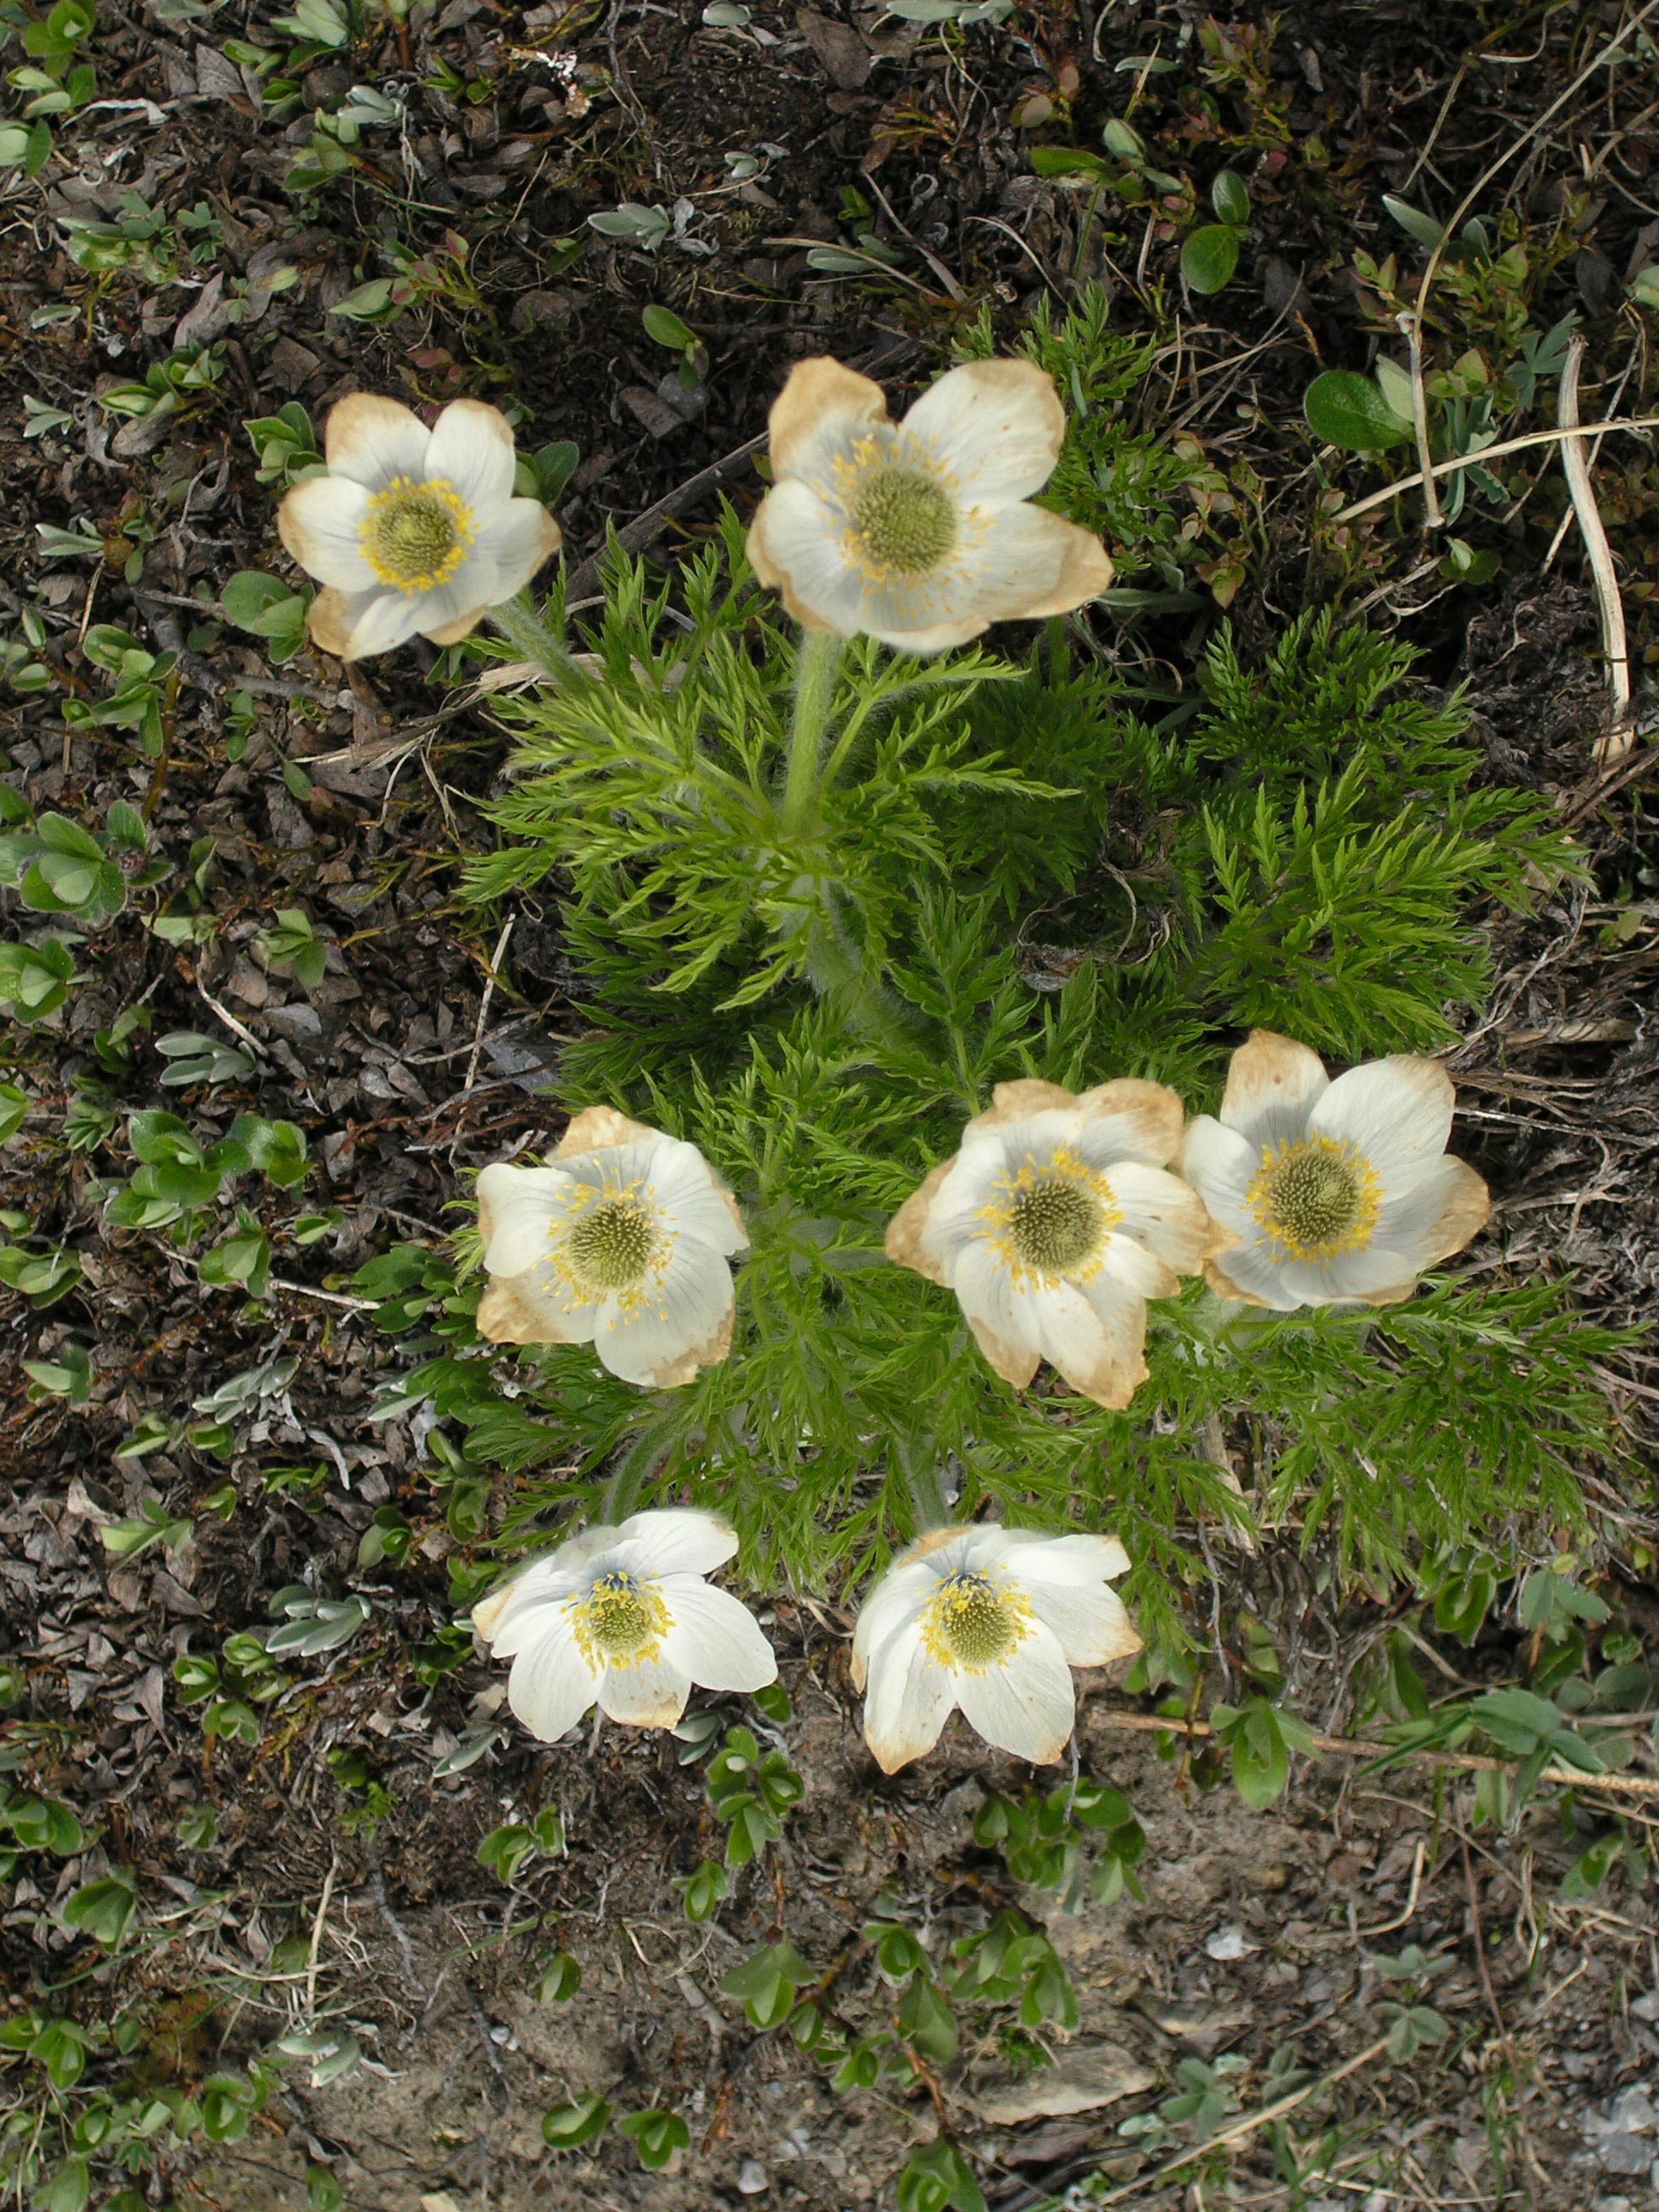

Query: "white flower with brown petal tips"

xmin=276 ymin=393 xmax=560 ymax=661
xmin=1180 ymin=1029 xmax=1489 ymax=1311
xmin=475 ymin=1109 xmax=747 ymax=1389
xmin=472 ymin=1508 xmax=776 ymax=1740
xmin=746 ymin=356 xmax=1114 ymax=653
xmin=885 ymin=1079 xmax=1215 ymax=1410
xmin=852 ymin=1524 xmax=1141 ymax=1773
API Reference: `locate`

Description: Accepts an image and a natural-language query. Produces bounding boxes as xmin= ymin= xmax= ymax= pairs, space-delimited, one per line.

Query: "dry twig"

xmin=1559 ymin=334 xmax=1633 ymax=761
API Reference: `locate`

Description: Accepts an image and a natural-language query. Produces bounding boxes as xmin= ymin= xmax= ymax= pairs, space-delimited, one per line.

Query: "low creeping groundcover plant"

xmin=276 ymin=294 xmax=1624 ymax=1712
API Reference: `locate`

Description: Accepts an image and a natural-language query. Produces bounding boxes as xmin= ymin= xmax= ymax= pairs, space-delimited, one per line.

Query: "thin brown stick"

xmin=1330 ymin=416 xmax=1659 ymax=523
xmin=1087 ymin=1707 xmax=1659 ymax=1800
xmin=1559 ymin=334 xmax=1633 ymax=761
xmin=1398 ymin=310 xmax=1444 ymax=530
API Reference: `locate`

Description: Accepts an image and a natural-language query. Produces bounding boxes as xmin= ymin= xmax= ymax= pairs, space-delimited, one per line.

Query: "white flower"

xmin=746 ymin=355 xmax=1114 ymax=653
xmin=885 ymin=1078 xmax=1216 ymax=1410
xmin=475 ymin=1107 xmax=747 ymax=1389
xmin=852 ymin=1524 xmax=1141 ymax=1773
xmin=1180 ymin=1029 xmax=1489 ymax=1311
xmin=472 ymin=1508 xmax=776 ymax=1738
xmin=276 ymin=393 xmax=561 ymax=661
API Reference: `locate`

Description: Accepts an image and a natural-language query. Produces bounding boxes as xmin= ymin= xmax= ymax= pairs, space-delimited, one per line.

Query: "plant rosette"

xmin=276 ymin=393 xmax=561 ymax=659
xmin=474 ymin=1108 xmax=748 ymax=1388
xmin=853 ymin=1525 xmax=1141 ymax=1772
xmin=886 ymin=1078 xmax=1217 ymax=1409
xmin=747 ymin=355 xmax=1113 ymax=651
xmin=471 ymin=1507 xmax=776 ymax=1738
xmin=1179 ymin=1029 xmax=1488 ymax=1309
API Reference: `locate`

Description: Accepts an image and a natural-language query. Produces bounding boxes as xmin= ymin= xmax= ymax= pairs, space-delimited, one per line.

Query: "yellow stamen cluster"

xmin=1247 ymin=1134 xmax=1381 ymax=1262
xmin=829 ymin=432 xmax=963 ymax=584
xmin=568 ymin=1569 xmax=671 ymax=1669
xmin=919 ymin=1570 xmax=1030 ymax=1673
xmin=360 ymin=474 xmax=474 ymax=591
xmin=547 ymin=1179 xmax=672 ymax=1317
xmin=975 ymin=1143 xmax=1117 ymax=1287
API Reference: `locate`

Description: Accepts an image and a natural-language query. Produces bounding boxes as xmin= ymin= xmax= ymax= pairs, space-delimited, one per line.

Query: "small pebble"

xmin=736 ymin=2160 xmax=768 ymax=2195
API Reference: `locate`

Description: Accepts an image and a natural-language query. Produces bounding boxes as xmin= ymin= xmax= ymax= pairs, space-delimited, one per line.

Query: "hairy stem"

xmin=487 ymin=590 xmax=573 ymax=680
xmin=779 ymin=627 xmax=845 ymax=836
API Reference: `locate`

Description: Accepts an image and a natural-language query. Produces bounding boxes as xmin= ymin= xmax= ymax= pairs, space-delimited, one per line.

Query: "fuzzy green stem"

xmin=779 ymin=627 xmax=845 ymax=836
xmin=487 ymin=590 xmax=573 ymax=680
xmin=894 ymin=1439 xmax=951 ymax=1534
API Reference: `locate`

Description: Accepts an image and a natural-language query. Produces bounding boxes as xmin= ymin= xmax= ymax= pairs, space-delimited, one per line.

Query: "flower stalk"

xmin=778 ymin=626 xmax=845 ymax=837
xmin=486 ymin=589 xmax=575 ymax=681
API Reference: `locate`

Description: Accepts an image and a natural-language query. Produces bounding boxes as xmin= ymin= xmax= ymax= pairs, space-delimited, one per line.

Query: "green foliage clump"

xmin=412 ymin=336 xmax=1621 ymax=1621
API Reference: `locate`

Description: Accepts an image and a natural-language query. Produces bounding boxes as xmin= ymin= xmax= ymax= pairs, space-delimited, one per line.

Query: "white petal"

xmin=903 ymin=359 xmax=1065 ymax=503
xmin=951 ymin=1239 xmax=1044 ymax=1354
xmin=748 ymin=478 xmax=866 ymax=634
xmin=912 ymin=1154 xmax=995 ymax=1278
xmin=505 ymin=1616 xmax=600 ymax=1742
xmin=471 ymin=498 xmax=561 ymax=600
xmin=477 ymin=1162 xmax=573 ymax=1277
xmin=860 ymin=500 xmax=1108 ymax=639
xmin=426 ymin=398 xmax=516 ymax=510
xmin=414 ymin=557 xmax=498 ymax=637
xmin=481 ymin=1266 xmax=602 ymax=1347
xmin=1307 ymin=1057 xmax=1455 ymax=1187
xmin=658 ymin=1577 xmax=777 ymax=1691
xmin=1024 ymin=1577 xmax=1140 ymax=1668
xmin=473 ymin=1560 xmax=579 ymax=1656
xmin=595 ymin=1237 xmax=733 ymax=1388
xmin=862 ymin=1620 xmax=955 ymax=1773
xmin=558 ymin=1138 xmax=661 ymax=1193
xmin=597 ymin=1654 xmax=692 ymax=1726
xmin=643 ymin=1136 xmax=748 ymax=1256
xmin=614 ymin=1508 xmax=737 ymax=1578
xmin=337 ymin=589 xmax=427 ymax=659
xmin=1002 ymin=1530 xmax=1132 ymax=1585
xmin=876 ymin=620 xmax=1002 ymax=655
xmin=277 ymin=474 xmax=375 ymax=591
xmin=953 ymin=1619 xmax=1075 ymax=1763
xmin=1025 ymin=1272 xmax=1150 ymax=1409
xmin=1278 ymin=1245 xmax=1423 ymax=1306
xmin=1068 ymin=1080 xmax=1185 ymax=1169
xmin=962 ymin=1109 xmax=1085 ymax=1176
xmin=324 ymin=393 xmax=432 ymax=488
xmin=1220 ymin=1030 xmax=1329 ymax=1152
xmin=1180 ymin=1115 xmax=1260 ymax=1236
xmin=1208 ymin=1236 xmax=1300 ymax=1310
xmin=1101 ymin=1160 xmax=1213 ymax=1278
xmin=1371 ymin=1155 xmax=1487 ymax=1268
xmin=850 ymin=1557 xmax=934 ymax=1686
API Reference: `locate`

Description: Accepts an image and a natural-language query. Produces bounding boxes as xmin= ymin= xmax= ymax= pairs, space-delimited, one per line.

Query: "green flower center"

xmin=581 ymin=1570 xmax=660 ymax=1659
xmin=568 ymin=1197 xmax=657 ymax=1291
xmin=1249 ymin=1136 xmax=1380 ymax=1261
xmin=1010 ymin=1177 xmax=1103 ymax=1273
xmin=360 ymin=474 xmax=474 ymax=590
xmin=924 ymin=1572 xmax=1023 ymax=1669
xmin=574 ymin=1566 xmax=672 ymax=1663
xmin=850 ymin=467 xmax=957 ymax=576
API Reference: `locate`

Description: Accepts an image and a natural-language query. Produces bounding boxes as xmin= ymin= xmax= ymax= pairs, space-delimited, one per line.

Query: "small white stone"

xmin=1204 ymin=1924 xmax=1254 ymax=1961
xmin=736 ymin=2160 xmax=768 ymax=2195
xmin=1609 ymin=2087 xmax=1657 ymax=2134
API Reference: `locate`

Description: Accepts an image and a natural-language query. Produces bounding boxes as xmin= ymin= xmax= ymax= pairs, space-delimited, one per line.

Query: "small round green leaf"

xmin=1302 ymin=370 xmax=1415 ymax=452
xmin=1180 ymin=224 xmax=1240 ymax=295
xmin=1210 ymin=170 xmax=1249 ymax=224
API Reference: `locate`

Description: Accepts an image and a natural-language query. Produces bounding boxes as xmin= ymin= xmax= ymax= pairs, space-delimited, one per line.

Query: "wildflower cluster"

xmin=272 ymin=329 xmax=1617 ymax=1772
